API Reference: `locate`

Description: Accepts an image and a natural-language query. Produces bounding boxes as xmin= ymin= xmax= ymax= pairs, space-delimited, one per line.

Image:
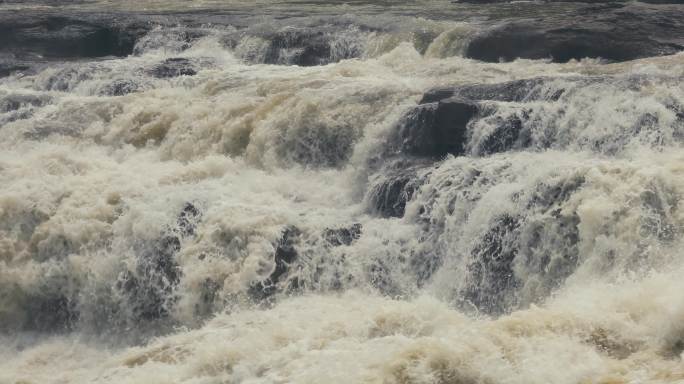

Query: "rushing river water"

xmin=2 ymin=0 xmax=684 ymax=383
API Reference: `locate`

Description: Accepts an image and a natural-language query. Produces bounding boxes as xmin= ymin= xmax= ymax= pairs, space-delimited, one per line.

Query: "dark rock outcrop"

xmin=118 ymin=203 xmax=201 ymax=321
xmin=0 ymin=93 xmax=51 ymax=113
xmin=132 ymin=27 xmax=209 ymax=56
xmin=120 ymin=235 xmax=182 ymax=321
xmin=465 ymin=4 xmax=684 ymax=63
xmin=368 ymin=173 xmax=416 ymax=218
xmin=145 ymin=58 xmax=197 ymax=79
xmin=373 ymin=76 xmax=596 ymax=220
xmin=473 ymin=110 xmax=532 ymax=156
xmin=396 ymin=98 xmax=479 ymax=158
xmin=99 ymin=79 xmax=140 ymax=96
xmin=21 ymin=292 xmax=78 ymax=332
xmin=463 ymin=214 xmax=521 ymax=313
xmin=323 ymin=223 xmax=362 ymax=247
xmin=249 ymin=225 xmax=301 ymax=300
xmin=0 ymin=13 xmax=149 ymax=60
xmin=266 ymin=29 xmax=336 ymax=66
xmin=0 ymin=60 xmax=30 ymax=77
xmin=177 ymin=202 xmax=201 ymax=237
xmin=230 ymin=27 xmax=364 ymax=66
xmin=0 ymin=93 xmax=52 ymax=125
xmin=0 ymin=109 xmax=34 ymax=125
xmin=454 ymin=0 xmax=684 ymax=3
xmin=461 ymin=176 xmax=584 ymax=314
xmin=420 ymin=78 xmax=564 ymax=104
xmin=392 ymin=78 xmax=557 ymax=160
xmin=367 ymin=159 xmax=430 ymax=218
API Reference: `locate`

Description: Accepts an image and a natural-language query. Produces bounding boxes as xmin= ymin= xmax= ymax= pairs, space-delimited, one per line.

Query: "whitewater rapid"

xmin=2 ymin=1 xmax=684 ymax=383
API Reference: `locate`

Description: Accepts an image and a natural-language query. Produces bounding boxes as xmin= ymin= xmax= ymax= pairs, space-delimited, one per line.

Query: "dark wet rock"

xmin=410 ymin=247 xmax=444 ymax=288
xmin=132 ymin=27 xmax=208 ymax=56
xmin=195 ymin=278 xmax=221 ymax=317
xmin=461 ymin=176 xmax=584 ymax=314
xmin=271 ymin=226 xmax=300 ymax=284
xmin=2 ymin=271 xmax=79 ymax=332
xmin=414 ymin=74 xmax=684 ymax=157
xmin=367 ymin=259 xmax=398 ymax=295
xmin=454 ymin=0 xmax=684 ymax=3
xmin=396 ymin=98 xmax=479 ymax=158
xmin=527 ymin=175 xmax=585 ymax=210
xmin=526 ymin=177 xmax=585 ymax=274
xmin=0 ymin=93 xmax=51 ymax=113
xmin=518 ymin=209 xmax=581 ymax=295
xmin=274 ymin=116 xmax=361 ymax=168
xmin=119 ymin=236 xmax=181 ymax=321
xmin=404 ymin=77 xmax=602 ymax=158
xmin=41 ymin=66 xmax=93 ymax=92
xmin=420 ymin=78 xmax=564 ymax=104
xmin=146 ymin=58 xmax=197 ymax=79
xmin=323 ymin=223 xmax=362 ymax=246
xmin=463 ymin=214 xmax=521 ymax=313
xmin=0 ymin=109 xmax=34 ymax=125
xmin=99 ymin=79 xmax=140 ymax=96
xmin=22 ymin=293 xmax=77 ymax=332
xmin=223 ymin=23 xmax=367 ymax=66
xmin=369 ymin=174 xmax=417 ymax=218
xmin=465 ymin=4 xmax=684 ymax=63
xmin=640 ymin=180 xmax=679 ymax=242
xmin=396 ymin=78 xmax=560 ymax=160
xmin=23 ymin=123 xmax=83 ymax=140
xmin=118 ymin=203 xmax=201 ymax=321
xmin=253 ymin=27 xmax=362 ymax=66
xmin=473 ymin=110 xmax=532 ymax=156
xmin=0 ymin=60 xmax=30 ymax=77
xmin=0 ymin=13 xmax=149 ymax=60
xmin=0 ymin=8 xmax=370 ymax=70
xmin=367 ymin=159 xmax=429 ymax=218
xmin=177 ymin=202 xmax=201 ymax=237
xmin=249 ymin=225 xmax=301 ymax=300
xmin=268 ymin=29 xmax=333 ymax=66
